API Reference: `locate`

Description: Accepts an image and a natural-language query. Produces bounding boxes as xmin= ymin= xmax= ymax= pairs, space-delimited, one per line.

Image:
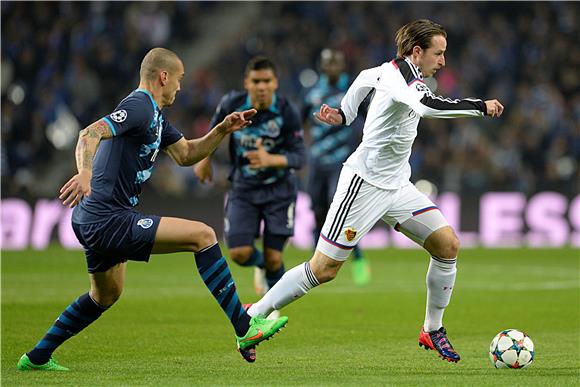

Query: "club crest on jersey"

xmin=110 ymin=109 xmax=127 ymax=123
xmin=344 ymin=227 xmax=357 ymax=242
xmin=137 ymin=218 xmax=154 ymax=229
xmin=266 ymin=119 xmax=281 ymax=137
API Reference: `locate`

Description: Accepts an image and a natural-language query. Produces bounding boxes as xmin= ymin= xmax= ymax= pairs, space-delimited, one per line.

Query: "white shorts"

xmin=317 ymin=166 xmax=449 ymax=261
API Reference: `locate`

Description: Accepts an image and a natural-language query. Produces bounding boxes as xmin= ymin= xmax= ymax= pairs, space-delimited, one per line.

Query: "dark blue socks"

xmin=195 ymin=243 xmax=251 ymax=337
xmin=266 ymin=263 xmax=285 ymax=289
xmin=27 ymin=292 xmax=107 ymax=365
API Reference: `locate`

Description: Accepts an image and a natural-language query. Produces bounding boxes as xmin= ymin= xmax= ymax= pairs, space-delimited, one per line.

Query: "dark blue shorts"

xmin=226 ymin=178 xmax=297 ymax=250
xmin=72 ymin=211 xmax=161 ymax=273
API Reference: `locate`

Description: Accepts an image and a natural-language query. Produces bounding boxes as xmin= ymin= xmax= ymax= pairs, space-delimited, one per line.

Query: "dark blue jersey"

xmin=73 ymin=88 xmax=183 ymax=224
xmin=210 ymin=91 xmax=305 ymax=189
xmin=303 ymin=73 xmax=359 ymax=169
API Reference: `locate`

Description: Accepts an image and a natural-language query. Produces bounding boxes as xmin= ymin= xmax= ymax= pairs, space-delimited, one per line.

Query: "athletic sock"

xmin=352 ymin=245 xmax=363 ymax=260
xmin=424 ymin=256 xmax=457 ymax=332
xmin=238 ymin=247 xmax=265 ymax=269
xmin=27 ymin=292 xmax=107 ymax=365
xmin=195 ymin=243 xmax=251 ymax=337
xmin=265 ymin=263 xmax=285 ymax=289
xmin=248 ymin=261 xmax=319 ymax=317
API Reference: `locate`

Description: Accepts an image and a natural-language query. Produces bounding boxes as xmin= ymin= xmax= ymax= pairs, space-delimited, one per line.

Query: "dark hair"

xmin=395 ymin=19 xmax=447 ymax=57
xmin=244 ymin=56 xmax=277 ymax=77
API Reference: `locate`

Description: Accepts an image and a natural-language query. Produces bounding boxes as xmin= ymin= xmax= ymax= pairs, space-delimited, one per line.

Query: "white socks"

xmin=248 ymin=262 xmax=319 ymax=317
xmin=247 ymin=256 xmax=455 ymax=332
xmin=424 ymin=256 xmax=457 ymax=332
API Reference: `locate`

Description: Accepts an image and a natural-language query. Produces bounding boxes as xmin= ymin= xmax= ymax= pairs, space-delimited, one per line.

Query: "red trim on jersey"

xmin=320 ymin=233 xmax=353 ymax=250
xmin=412 ymin=206 xmax=439 ymax=216
xmin=408 ymin=78 xmax=426 ymax=87
xmin=391 ymin=59 xmax=399 ymax=69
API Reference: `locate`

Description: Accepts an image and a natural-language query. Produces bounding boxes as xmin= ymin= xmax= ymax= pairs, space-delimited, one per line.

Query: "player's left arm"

xmin=165 ymin=109 xmax=256 ymax=166
xmin=401 ymin=84 xmax=504 ymax=119
xmin=246 ymin=105 xmax=306 ymax=169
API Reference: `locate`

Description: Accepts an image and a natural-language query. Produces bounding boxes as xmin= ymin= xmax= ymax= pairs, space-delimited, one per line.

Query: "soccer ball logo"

xmin=110 ymin=109 xmax=127 ymax=123
xmin=489 ymin=329 xmax=535 ymax=369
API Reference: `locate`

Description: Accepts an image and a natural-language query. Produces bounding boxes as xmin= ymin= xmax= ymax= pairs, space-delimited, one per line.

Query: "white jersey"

xmin=340 ymin=57 xmax=486 ymax=189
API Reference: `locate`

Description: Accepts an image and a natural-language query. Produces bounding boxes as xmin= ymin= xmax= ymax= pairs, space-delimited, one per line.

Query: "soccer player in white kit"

xmin=247 ymin=19 xmax=504 ymax=362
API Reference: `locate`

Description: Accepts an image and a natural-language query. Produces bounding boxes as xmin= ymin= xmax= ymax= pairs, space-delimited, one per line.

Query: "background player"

xmin=194 ymin=56 xmax=305 ymax=317
xmin=302 ymin=48 xmax=371 ymax=286
xmin=246 ymin=19 xmax=504 ymax=363
xmin=17 ymin=48 xmax=287 ymax=371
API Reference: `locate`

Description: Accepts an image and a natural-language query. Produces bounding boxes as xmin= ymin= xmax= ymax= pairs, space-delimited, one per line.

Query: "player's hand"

xmin=219 ymin=109 xmax=257 ymax=134
xmin=314 ymin=104 xmax=343 ymax=125
xmin=59 ymin=169 xmax=92 ymax=208
xmin=194 ymin=158 xmax=213 ymax=183
xmin=485 ymin=99 xmax=504 ymax=118
xmin=245 ymin=138 xmax=272 ymax=168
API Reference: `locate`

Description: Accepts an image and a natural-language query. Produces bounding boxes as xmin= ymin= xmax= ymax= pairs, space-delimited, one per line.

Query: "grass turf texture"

xmin=2 ymin=246 xmax=579 ymax=386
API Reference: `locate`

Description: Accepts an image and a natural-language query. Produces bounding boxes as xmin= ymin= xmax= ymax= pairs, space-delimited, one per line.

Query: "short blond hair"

xmin=395 ymin=19 xmax=447 ymax=57
xmin=139 ymin=47 xmax=181 ymax=81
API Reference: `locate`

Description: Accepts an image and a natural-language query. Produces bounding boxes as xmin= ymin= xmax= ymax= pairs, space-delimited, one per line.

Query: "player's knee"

xmin=432 ymin=235 xmax=460 ymax=259
xmin=447 ymin=236 xmax=461 ymax=258
xmin=264 ymin=251 xmax=283 ymax=271
xmin=425 ymin=227 xmax=460 ymax=259
xmin=195 ymin=224 xmax=217 ymax=251
xmin=229 ymin=246 xmax=253 ymax=264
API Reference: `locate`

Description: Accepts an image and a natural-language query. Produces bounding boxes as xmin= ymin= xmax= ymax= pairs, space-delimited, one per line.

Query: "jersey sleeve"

xmin=101 ymin=97 xmax=151 ymax=137
xmin=160 ymin=118 xmax=184 ymax=149
xmin=394 ymin=79 xmax=486 ymax=118
xmin=282 ymin=103 xmax=306 ymax=169
xmin=340 ymin=65 xmax=383 ymax=125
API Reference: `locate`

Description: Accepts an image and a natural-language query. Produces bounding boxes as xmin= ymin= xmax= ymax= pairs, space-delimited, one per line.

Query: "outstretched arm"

xmin=398 ymin=84 xmax=504 ymax=119
xmin=166 ymin=109 xmax=257 ymax=167
xmin=59 ymin=120 xmax=114 ymax=208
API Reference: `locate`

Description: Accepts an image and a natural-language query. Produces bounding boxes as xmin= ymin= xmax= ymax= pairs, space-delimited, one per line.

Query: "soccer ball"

xmin=489 ymin=329 xmax=535 ymax=369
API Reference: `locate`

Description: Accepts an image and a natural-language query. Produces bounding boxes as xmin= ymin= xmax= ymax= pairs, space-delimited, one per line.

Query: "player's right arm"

xmin=314 ymin=65 xmax=382 ymax=126
xmin=59 ymin=119 xmax=114 ymax=208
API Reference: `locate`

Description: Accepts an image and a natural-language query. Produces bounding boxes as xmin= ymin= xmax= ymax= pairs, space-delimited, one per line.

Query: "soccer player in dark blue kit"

xmin=17 ymin=48 xmax=287 ymax=371
xmin=195 ymin=56 xmax=305 ymax=319
xmin=302 ymin=49 xmax=371 ymax=285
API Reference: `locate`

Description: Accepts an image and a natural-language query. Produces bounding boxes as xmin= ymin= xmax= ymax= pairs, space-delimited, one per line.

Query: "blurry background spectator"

xmin=2 ymin=2 xmax=578 ymax=200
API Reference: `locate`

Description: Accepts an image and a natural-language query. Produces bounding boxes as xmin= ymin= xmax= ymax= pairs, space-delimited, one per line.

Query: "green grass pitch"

xmin=2 ymin=246 xmax=579 ymax=386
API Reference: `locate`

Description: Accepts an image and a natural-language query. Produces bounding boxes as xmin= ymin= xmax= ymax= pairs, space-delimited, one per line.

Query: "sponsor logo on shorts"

xmin=344 ymin=227 xmax=357 ymax=242
xmin=137 ymin=218 xmax=154 ymax=229
xmin=110 ymin=109 xmax=127 ymax=123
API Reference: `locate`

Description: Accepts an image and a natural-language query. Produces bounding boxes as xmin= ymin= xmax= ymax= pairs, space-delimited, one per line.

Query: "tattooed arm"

xmin=59 ymin=120 xmax=114 ymax=208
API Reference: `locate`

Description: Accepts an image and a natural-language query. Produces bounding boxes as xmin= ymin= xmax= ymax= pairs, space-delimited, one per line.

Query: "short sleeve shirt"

xmin=73 ymin=89 xmax=183 ymax=224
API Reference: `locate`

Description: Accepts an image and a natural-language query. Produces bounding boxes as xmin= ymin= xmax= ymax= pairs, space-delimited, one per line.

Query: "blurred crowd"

xmin=2 ymin=2 xmax=578 ymax=199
